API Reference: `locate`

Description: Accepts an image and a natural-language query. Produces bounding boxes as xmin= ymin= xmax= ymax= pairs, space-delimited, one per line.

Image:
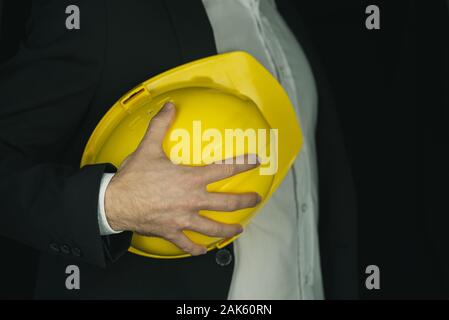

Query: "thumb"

xmin=141 ymin=102 xmax=176 ymax=152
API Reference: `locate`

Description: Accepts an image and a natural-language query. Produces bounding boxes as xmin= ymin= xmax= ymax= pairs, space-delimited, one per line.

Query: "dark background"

xmin=0 ymin=0 xmax=447 ymax=299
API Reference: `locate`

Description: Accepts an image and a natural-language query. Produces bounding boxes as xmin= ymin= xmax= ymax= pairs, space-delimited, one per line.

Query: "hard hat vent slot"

xmin=122 ymin=88 xmax=145 ymax=105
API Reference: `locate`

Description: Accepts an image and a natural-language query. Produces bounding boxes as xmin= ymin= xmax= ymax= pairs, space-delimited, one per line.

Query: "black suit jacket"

xmin=0 ymin=0 xmax=357 ymax=299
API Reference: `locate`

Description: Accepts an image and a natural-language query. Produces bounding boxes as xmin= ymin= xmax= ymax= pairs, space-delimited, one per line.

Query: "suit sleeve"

xmin=0 ymin=5 xmax=132 ymax=267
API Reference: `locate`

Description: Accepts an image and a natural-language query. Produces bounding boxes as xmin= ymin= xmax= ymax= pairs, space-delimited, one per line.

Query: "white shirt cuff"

xmin=97 ymin=173 xmax=123 ymax=235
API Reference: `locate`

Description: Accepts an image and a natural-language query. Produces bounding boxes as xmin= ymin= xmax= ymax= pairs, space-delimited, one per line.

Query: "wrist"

xmin=104 ymin=177 xmax=127 ymax=232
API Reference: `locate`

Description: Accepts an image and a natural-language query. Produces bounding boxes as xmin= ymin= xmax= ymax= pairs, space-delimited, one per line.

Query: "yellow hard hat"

xmin=81 ymin=51 xmax=303 ymax=259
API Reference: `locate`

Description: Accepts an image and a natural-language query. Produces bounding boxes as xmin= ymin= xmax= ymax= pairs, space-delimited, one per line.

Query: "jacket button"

xmin=49 ymin=243 xmax=60 ymax=253
xmin=72 ymin=247 xmax=82 ymax=257
xmin=215 ymin=248 xmax=232 ymax=267
xmin=60 ymin=244 xmax=71 ymax=255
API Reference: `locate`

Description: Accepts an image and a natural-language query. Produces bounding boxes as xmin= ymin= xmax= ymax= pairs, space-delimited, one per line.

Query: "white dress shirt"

xmin=97 ymin=0 xmax=323 ymax=300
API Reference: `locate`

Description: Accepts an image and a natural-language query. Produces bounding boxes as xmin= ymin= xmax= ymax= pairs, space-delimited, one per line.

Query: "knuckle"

xmin=164 ymin=231 xmax=178 ymax=242
xmin=180 ymin=241 xmax=202 ymax=256
xmin=182 ymin=195 xmax=202 ymax=211
xmin=181 ymin=214 xmax=195 ymax=229
xmin=194 ymin=194 xmax=209 ymax=210
xmin=224 ymin=164 xmax=237 ymax=177
xmin=179 ymin=167 xmax=204 ymax=187
xmin=178 ymin=242 xmax=193 ymax=254
xmin=164 ymin=215 xmax=184 ymax=231
xmin=173 ymin=217 xmax=188 ymax=230
xmin=148 ymin=120 xmax=162 ymax=132
xmin=190 ymin=247 xmax=203 ymax=256
xmin=210 ymin=223 xmax=223 ymax=236
xmin=178 ymin=200 xmax=191 ymax=211
xmin=173 ymin=213 xmax=196 ymax=230
xmin=189 ymin=170 xmax=206 ymax=186
xmin=190 ymin=169 xmax=203 ymax=181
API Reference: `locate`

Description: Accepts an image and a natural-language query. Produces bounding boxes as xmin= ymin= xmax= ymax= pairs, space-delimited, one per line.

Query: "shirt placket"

xmin=252 ymin=4 xmax=310 ymax=299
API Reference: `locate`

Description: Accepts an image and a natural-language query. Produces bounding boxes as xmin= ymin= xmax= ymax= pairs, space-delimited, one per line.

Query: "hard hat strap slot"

xmin=122 ymin=88 xmax=146 ymax=105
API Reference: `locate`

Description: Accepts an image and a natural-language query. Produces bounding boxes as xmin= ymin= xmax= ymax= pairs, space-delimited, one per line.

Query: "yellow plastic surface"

xmin=81 ymin=51 xmax=302 ymax=258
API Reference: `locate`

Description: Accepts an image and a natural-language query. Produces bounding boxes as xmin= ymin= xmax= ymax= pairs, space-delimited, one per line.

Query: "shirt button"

xmin=303 ymin=273 xmax=312 ymax=286
xmin=215 ymin=249 xmax=232 ymax=267
xmin=60 ymin=244 xmax=71 ymax=255
xmin=301 ymin=203 xmax=308 ymax=213
xmin=49 ymin=243 xmax=60 ymax=253
xmin=72 ymin=247 xmax=82 ymax=257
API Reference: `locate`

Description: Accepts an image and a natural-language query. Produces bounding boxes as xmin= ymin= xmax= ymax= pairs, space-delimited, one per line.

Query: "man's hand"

xmin=104 ymin=102 xmax=261 ymax=256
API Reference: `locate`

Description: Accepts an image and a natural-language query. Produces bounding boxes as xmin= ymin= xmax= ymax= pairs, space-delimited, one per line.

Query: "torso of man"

xmin=94 ymin=0 xmax=324 ymax=299
xmin=2 ymin=0 xmax=332 ymax=300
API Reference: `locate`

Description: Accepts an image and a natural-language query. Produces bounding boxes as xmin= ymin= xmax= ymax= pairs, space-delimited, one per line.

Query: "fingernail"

xmin=162 ymin=101 xmax=174 ymax=111
xmin=202 ymin=248 xmax=208 ymax=255
xmin=237 ymin=226 xmax=244 ymax=234
xmin=256 ymin=194 xmax=262 ymax=203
